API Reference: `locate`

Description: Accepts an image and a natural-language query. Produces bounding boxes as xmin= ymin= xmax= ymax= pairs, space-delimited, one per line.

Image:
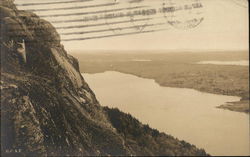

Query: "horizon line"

xmin=68 ymin=49 xmax=249 ymax=53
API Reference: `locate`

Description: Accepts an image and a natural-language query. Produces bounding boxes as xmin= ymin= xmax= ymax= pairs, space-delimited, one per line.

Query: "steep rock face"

xmin=0 ymin=0 xmax=208 ymax=156
xmin=1 ymin=1 xmax=129 ymax=156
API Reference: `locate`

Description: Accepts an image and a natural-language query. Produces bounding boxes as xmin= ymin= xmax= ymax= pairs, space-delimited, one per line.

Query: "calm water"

xmin=197 ymin=60 xmax=249 ymax=66
xmin=83 ymin=71 xmax=249 ymax=156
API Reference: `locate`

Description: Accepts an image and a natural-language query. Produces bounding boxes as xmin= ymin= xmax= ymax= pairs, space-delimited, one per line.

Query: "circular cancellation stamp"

xmin=162 ymin=0 xmax=204 ymax=30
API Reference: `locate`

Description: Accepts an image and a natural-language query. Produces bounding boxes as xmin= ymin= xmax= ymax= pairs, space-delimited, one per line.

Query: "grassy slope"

xmin=72 ymin=51 xmax=249 ymax=113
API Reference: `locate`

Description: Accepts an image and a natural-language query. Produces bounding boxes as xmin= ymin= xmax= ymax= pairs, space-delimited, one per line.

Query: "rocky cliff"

xmin=0 ymin=0 xmax=208 ymax=156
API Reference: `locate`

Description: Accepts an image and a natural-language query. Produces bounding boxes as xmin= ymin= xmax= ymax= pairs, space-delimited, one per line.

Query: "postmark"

xmin=105 ymin=0 xmax=131 ymax=34
xmin=162 ymin=0 xmax=204 ymax=30
xmin=105 ymin=0 xmax=155 ymax=34
xmin=231 ymin=0 xmax=248 ymax=8
xmin=128 ymin=0 xmax=157 ymax=33
xmin=15 ymin=0 xmax=205 ymax=41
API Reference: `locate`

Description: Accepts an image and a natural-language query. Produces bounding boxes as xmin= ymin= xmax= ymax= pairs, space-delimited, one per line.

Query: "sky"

xmin=15 ymin=0 xmax=249 ymax=52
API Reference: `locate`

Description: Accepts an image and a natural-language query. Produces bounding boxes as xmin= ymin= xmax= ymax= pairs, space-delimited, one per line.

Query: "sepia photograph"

xmin=1 ymin=0 xmax=249 ymax=156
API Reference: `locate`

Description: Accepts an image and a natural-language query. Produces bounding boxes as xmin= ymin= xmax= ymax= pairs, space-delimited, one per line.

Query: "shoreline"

xmin=75 ymin=51 xmax=249 ymax=114
xmin=82 ymin=70 xmax=249 ymax=113
xmin=217 ymin=100 xmax=249 ymax=113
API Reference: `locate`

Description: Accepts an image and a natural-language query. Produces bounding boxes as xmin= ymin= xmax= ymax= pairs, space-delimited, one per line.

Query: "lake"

xmin=83 ymin=71 xmax=249 ymax=156
xmin=197 ymin=60 xmax=249 ymax=66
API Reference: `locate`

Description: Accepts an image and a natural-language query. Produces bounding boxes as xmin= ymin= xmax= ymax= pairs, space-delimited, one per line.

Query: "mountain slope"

xmin=0 ymin=0 xmax=208 ymax=156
